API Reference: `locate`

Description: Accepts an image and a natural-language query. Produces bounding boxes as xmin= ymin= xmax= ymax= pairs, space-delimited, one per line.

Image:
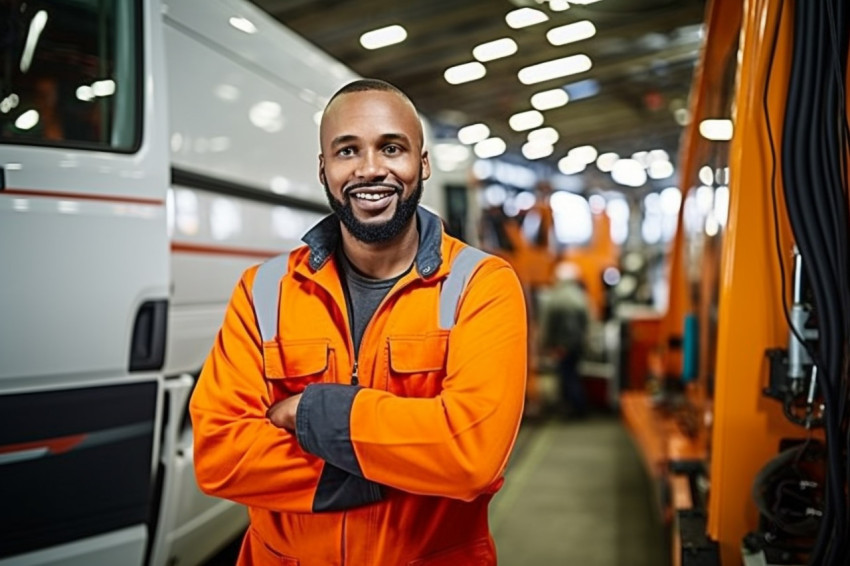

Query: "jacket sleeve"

xmin=189 ymin=267 xmax=323 ymax=512
xmin=296 ymin=260 xmax=528 ymax=501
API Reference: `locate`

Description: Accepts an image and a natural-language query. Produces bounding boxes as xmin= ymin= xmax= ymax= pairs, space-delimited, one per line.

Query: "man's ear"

xmin=421 ymin=151 xmax=431 ymax=181
xmin=318 ymin=154 xmax=326 ymax=185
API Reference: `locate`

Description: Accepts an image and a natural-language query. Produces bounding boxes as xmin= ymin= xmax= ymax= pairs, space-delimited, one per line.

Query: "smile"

xmin=353 ymin=192 xmax=394 ymax=201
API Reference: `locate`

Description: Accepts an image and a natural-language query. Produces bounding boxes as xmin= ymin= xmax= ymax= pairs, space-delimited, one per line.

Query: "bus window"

xmin=0 ymin=0 xmax=140 ymax=151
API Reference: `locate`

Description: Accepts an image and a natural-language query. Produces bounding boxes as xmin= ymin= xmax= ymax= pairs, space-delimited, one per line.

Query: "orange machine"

xmin=622 ymin=0 xmax=850 ymax=564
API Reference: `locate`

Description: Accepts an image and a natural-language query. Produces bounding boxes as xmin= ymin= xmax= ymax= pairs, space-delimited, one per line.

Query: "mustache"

xmin=343 ymin=182 xmax=402 ymax=196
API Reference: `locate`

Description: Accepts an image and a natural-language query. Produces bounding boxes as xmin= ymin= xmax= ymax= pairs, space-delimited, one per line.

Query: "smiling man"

xmin=190 ymin=79 xmax=528 ymax=566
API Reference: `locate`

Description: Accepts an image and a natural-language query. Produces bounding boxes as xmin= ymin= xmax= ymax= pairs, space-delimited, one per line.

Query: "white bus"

xmin=0 ymin=1 xmax=447 ymax=564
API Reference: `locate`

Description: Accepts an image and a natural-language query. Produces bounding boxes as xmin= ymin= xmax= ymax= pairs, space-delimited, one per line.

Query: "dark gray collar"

xmin=301 ymin=206 xmax=443 ymax=278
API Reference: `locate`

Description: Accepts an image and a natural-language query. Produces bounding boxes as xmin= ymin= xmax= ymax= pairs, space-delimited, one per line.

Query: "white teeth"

xmin=353 ymin=192 xmax=392 ymax=201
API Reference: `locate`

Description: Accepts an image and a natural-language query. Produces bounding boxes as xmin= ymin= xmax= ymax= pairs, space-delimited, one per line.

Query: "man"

xmin=190 ymin=79 xmax=527 ymax=565
xmin=538 ymin=262 xmax=590 ymax=418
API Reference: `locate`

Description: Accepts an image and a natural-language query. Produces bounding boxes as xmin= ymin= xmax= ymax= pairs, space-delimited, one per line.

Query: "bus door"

xmin=0 ymin=1 xmax=169 ymax=564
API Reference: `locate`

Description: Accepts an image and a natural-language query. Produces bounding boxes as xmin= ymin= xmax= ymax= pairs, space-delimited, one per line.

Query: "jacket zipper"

xmin=343 ymin=267 xmax=426 ymax=387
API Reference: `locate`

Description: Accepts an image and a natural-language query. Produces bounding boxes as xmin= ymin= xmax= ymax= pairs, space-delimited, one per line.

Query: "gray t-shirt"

xmin=337 ymin=251 xmax=409 ymax=357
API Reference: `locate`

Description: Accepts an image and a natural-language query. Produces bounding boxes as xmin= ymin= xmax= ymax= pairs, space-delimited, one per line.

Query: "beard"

xmin=323 ymin=172 xmax=423 ymax=244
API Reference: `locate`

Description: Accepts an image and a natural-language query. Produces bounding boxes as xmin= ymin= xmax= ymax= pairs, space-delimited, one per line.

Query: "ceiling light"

xmin=631 ymin=151 xmax=650 ymax=168
xmin=473 ymin=38 xmax=518 ymax=62
xmin=648 ymin=149 xmax=669 ymax=164
xmin=546 ymin=21 xmax=596 ymax=46
xmin=699 ymin=119 xmax=733 ymax=141
xmin=20 ymin=10 xmax=48 ymax=73
xmin=522 ymin=142 xmax=554 ymax=160
xmin=558 ymin=154 xmax=586 ymax=175
xmin=444 ymin=62 xmax=486 ymax=85
xmin=360 ymin=25 xmax=407 ymax=50
xmin=699 ymin=165 xmax=714 ymax=185
xmin=549 ymin=0 xmax=571 ymax=11
xmin=15 ymin=109 xmax=40 ymax=130
xmin=611 ymin=159 xmax=647 ymax=187
xmin=569 ymin=0 xmax=603 ymax=4
xmin=528 ymin=127 xmax=559 ymax=145
xmin=509 ymin=110 xmax=544 ymax=131
xmin=648 ymin=160 xmax=674 ymax=179
xmin=92 ymin=79 xmax=116 ymax=97
xmin=434 ymin=143 xmax=471 ymax=164
xmin=474 ymin=137 xmax=507 ymax=159
xmin=458 ymin=123 xmax=490 ymax=145
xmin=229 ymin=16 xmax=257 ymax=34
xmin=596 ymin=152 xmax=618 ymax=172
xmin=518 ymin=54 xmax=592 ymax=85
xmin=530 ymin=89 xmax=569 ymax=111
xmin=505 ymin=7 xmax=549 ymax=29
xmin=568 ymin=144 xmax=598 ymax=164
xmin=76 ymin=85 xmax=95 ymax=102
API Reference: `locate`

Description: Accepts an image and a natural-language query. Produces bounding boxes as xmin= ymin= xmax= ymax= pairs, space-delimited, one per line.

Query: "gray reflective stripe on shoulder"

xmin=439 ymin=246 xmax=491 ymax=330
xmin=251 ymin=253 xmax=290 ymax=342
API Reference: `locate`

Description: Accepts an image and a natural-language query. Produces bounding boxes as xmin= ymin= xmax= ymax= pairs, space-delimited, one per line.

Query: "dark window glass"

xmin=0 ymin=0 xmax=140 ymax=151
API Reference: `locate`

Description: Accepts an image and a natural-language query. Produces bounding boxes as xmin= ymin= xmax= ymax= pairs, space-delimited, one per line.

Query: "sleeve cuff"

xmin=296 ymin=383 xmax=364 ymax=476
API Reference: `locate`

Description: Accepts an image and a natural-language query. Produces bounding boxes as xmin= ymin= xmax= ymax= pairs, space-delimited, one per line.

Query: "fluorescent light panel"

xmin=20 ymin=10 xmax=48 ymax=73
xmin=595 ymin=152 xmax=618 ymax=172
xmin=474 ymin=137 xmax=507 ymax=159
xmin=458 ymin=123 xmax=490 ymax=145
xmin=568 ymin=144 xmax=598 ymax=165
xmin=473 ymin=38 xmax=518 ymax=62
xmin=518 ymin=54 xmax=592 ymax=85
xmin=505 ymin=7 xmax=549 ymax=29
xmin=527 ymin=127 xmax=559 ymax=145
xmin=444 ymin=62 xmax=486 ymax=85
xmin=530 ymin=88 xmax=569 ymax=111
xmin=522 ymin=142 xmax=554 ymax=160
xmin=699 ymin=119 xmax=733 ymax=141
xmin=509 ymin=110 xmax=544 ymax=131
xmin=547 ymin=20 xmax=596 ymax=46
xmin=558 ymin=154 xmax=586 ymax=175
xmin=360 ymin=25 xmax=407 ymax=50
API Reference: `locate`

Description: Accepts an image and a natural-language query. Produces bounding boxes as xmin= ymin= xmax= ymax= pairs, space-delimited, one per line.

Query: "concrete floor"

xmin=490 ymin=415 xmax=670 ymax=566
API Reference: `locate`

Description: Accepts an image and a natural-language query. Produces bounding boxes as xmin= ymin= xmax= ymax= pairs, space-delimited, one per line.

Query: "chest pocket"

xmin=387 ymin=332 xmax=449 ymax=397
xmin=266 ymin=339 xmax=335 ymax=398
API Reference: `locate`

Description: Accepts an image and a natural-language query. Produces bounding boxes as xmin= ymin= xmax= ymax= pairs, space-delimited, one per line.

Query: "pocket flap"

xmin=279 ymin=340 xmax=329 ymax=378
xmin=388 ymin=333 xmax=448 ymax=374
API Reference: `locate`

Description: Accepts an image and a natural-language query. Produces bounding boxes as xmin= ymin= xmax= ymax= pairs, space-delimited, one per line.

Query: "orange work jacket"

xmin=190 ymin=208 xmax=527 ymax=565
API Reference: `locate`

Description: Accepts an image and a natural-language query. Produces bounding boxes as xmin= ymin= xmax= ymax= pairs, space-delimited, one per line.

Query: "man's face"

xmin=319 ymin=90 xmax=430 ymax=244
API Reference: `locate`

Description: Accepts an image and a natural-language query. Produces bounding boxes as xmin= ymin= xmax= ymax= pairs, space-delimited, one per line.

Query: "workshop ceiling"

xmin=251 ymin=0 xmax=707 ymax=180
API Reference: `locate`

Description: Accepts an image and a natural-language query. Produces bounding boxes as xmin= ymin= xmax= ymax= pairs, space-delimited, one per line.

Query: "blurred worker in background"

xmin=538 ymin=262 xmax=591 ymax=418
xmin=190 ymin=78 xmax=527 ymax=565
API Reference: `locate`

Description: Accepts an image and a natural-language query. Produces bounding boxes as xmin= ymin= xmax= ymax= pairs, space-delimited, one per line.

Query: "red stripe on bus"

xmin=0 ymin=434 xmax=87 ymax=456
xmin=2 ymin=188 xmax=164 ymax=206
xmin=171 ymin=242 xmax=280 ymax=259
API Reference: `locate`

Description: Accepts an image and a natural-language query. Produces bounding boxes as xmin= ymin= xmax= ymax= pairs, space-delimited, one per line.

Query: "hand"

xmin=267 ymin=394 xmax=302 ymax=431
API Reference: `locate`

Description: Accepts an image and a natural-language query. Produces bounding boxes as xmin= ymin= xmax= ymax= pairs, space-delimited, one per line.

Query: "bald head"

xmin=321 ymin=79 xmax=424 ymax=148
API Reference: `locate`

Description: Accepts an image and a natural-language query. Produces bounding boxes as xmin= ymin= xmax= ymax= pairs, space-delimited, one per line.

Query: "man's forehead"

xmin=321 ymin=90 xmax=422 ymax=140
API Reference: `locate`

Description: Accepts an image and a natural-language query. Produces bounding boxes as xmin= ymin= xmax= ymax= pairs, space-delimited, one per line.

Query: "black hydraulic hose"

xmin=781 ymin=1 xmax=847 ymax=562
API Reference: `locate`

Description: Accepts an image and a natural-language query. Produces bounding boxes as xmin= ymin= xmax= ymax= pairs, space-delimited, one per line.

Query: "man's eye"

xmin=338 ymin=147 xmax=354 ymax=156
xmin=384 ymin=145 xmax=400 ymax=154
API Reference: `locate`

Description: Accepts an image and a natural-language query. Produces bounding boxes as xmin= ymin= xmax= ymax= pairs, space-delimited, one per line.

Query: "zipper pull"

xmin=351 ymin=360 xmax=359 ymax=386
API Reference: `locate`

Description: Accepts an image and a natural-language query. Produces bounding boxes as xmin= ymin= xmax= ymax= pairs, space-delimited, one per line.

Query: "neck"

xmin=340 ymin=218 xmax=419 ymax=279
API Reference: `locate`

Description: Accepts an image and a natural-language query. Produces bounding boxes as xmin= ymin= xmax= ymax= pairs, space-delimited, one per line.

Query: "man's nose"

xmin=355 ymin=150 xmax=388 ymax=179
